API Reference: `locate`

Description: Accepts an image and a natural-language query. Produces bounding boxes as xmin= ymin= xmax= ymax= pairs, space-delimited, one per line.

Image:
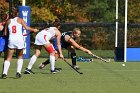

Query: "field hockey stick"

xmin=63 ymin=59 xmax=83 ymax=74
xmin=92 ymin=54 xmax=111 ymax=63
xmin=23 ymin=32 xmax=33 ymax=36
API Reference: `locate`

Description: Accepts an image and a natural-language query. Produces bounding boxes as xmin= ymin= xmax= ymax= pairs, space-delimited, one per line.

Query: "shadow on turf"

xmin=0 ymin=76 xmax=20 ymax=79
xmin=21 ymin=71 xmax=52 ymax=75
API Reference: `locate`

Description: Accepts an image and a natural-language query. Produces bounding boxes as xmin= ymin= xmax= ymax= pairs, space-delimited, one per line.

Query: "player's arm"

xmin=55 ymin=29 xmax=64 ymax=59
xmin=0 ymin=22 xmax=4 ymax=31
xmin=20 ymin=18 xmax=38 ymax=32
xmin=65 ymin=35 xmax=93 ymax=55
xmin=0 ymin=24 xmax=3 ymax=31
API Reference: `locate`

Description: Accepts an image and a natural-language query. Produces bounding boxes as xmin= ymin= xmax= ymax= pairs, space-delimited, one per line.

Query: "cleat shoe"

xmin=72 ymin=65 xmax=80 ymax=70
xmin=51 ymin=69 xmax=59 ymax=74
xmin=39 ymin=63 xmax=47 ymax=69
xmin=55 ymin=67 xmax=62 ymax=72
xmin=16 ymin=72 xmax=22 ymax=78
xmin=1 ymin=74 xmax=7 ymax=79
xmin=24 ymin=68 xmax=35 ymax=74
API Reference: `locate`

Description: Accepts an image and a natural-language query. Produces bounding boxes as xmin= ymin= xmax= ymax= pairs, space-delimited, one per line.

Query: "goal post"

xmin=124 ymin=0 xmax=128 ymax=62
xmin=114 ymin=0 xmax=129 ymax=62
xmin=115 ymin=0 xmax=140 ymax=62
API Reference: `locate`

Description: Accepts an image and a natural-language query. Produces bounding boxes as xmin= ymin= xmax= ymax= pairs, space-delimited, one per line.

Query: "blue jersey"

xmin=53 ymin=31 xmax=76 ymax=51
xmin=0 ymin=23 xmax=8 ymax=52
xmin=0 ymin=30 xmax=3 ymax=36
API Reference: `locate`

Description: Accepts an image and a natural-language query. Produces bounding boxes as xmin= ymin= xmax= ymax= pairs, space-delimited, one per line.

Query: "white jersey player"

xmin=34 ymin=27 xmax=56 ymax=45
xmin=24 ymin=26 xmax=64 ymax=74
xmin=8 ymin=17 xmax=24 ymax=49
xmin=1 ymin=8 xmax=38 ymax=79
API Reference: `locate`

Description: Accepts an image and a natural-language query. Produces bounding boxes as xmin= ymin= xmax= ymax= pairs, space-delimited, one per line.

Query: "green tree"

xmin=128 ymin=0 xmax=140 ymax=22
xmin=87 ymin=0 xmax=116 ymax=22
xmin=15 ymin=0 xmax=140 ymax=23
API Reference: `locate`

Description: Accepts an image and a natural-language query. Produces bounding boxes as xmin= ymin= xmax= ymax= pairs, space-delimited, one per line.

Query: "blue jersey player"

xmin=0 ymin=13 xmax=9 ymax=59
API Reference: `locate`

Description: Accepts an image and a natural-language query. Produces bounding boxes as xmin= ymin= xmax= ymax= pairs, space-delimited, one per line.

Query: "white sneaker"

xmin=51 ymin=69 xmax=59 ymax=74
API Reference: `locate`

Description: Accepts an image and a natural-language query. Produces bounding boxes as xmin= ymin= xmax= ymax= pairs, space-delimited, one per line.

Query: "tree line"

xmin=0 ymin=0 xmax=140 ymax=49
xmin=1 ymin=0 xmax=140 ymax=23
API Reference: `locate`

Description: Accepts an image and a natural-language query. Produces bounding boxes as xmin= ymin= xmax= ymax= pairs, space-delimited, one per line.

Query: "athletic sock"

xmin=71 ymin=53 xmax=77 ymax=66
xmin=27 ymin=55 xmax=37 ymax=69
xmin=50 ymin=55 xmax=55 ymax=71
xmin=17 ymin=59 xmax=23 ymax=74
xmin=3 ymin=60 xmax=10 ymax=75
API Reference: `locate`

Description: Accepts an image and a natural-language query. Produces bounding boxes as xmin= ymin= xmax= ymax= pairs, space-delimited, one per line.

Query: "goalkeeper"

xmin=39 ymin=28 xmax=93 ymax=70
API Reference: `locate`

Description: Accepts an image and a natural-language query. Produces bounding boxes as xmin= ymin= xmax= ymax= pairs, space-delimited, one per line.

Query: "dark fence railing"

xmin=31 ymin=22 xmax=140 ymax=28
xmin=30 ymin=22 xmax=140 ymax=50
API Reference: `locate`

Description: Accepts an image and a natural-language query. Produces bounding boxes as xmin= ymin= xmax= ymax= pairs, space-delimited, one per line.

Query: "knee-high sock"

xmin=3 ymin=60 xmax=10 ymax=75
xmin=42 ymin=59 xmax=50 ymax=65
xmin=17 ymin=59 xmax=23 ymax=74
xmin=50 ymin=55 xmax=55 ymax=71
xmin=27 ymin=55 xmax=37 ymax=69
xmin=71 ymin=53 xmax=76 ymax=66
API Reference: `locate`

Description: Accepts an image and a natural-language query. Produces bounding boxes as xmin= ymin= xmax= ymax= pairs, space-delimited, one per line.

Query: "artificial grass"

xmin=0 ymin=58 xmax=140 ymax=93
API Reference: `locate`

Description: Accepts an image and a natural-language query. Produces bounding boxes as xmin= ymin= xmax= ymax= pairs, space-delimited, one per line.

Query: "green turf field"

xmin=0 ymin=57 xmax=140 ymax=93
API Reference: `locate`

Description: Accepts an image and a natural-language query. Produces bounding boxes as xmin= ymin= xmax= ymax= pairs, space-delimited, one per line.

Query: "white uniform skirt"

xmin=8 ymin=37 xmax=25 ymax=49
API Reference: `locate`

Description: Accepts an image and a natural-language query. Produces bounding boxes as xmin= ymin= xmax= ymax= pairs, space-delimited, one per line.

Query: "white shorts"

xmin=34 ymin=33 xmax=50 ymax=45
xmin=8 ymin=38 xmax=25 ymax=49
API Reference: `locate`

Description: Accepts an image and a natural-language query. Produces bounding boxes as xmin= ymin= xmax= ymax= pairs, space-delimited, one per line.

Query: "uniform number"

xmin=12 ymin=26 xmax=16 ymax=33
xmin=44 ymin=35 xmax=47 ymax=41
